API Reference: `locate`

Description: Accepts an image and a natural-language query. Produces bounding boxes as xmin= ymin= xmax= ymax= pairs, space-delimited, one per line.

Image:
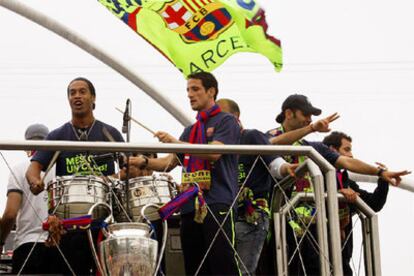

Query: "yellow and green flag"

xmin=98 ymin=0 xmax=282 ymax=76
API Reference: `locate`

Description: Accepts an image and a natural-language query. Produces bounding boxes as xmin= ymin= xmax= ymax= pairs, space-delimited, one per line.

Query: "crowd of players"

xmin=0 ymin=73 xmax=410 ymax=275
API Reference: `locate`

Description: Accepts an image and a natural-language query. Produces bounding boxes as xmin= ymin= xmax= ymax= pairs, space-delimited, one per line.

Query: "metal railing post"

xmin=272 ymin=160 xmax=330 ymax=276
xmin=310 ymin=169 xmax=331 ymax=275
xmin=370 ymin=215 xmax=382 ymax=276
xmin=342 ymin=196 xmax=382 ymax=276
xmin=361 ymin=215 xmax=374 ymax=276
xmin=274 ymin=212 xmax=285 ymax=276
xmin=324 ymin=169 xmax=343 ymax=275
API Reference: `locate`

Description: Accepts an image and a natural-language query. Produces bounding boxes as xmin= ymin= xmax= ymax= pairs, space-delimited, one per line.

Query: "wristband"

xmin=377 ymin=168 xmax=386 ymax=177
xmin=310 ymin=124 xmax=316 ymax=132
xmin=139 ymin=155 xmax=149 ymax=170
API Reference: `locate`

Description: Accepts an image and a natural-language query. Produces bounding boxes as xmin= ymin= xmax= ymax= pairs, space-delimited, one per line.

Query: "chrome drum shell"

xmin=47 ymin=175 xmax=110 ymax=219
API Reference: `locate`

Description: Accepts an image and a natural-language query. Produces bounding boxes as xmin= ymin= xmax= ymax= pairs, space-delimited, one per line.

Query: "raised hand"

xmin=311 ymin=112 xmax=340 ymax=133
xmin=380 ymin=170 xmax=411 ymax=186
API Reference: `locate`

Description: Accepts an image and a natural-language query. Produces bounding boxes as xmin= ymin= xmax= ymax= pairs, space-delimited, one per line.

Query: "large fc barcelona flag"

xmin=98 ymin=0 xmax=282 ymax=76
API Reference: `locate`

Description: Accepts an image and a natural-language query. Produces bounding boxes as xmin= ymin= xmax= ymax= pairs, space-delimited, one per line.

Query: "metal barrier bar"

xmin=0 ymin=141 xmax=343 ymax=275
xmin=342 ymin=196 xmax=381 ymax=276
xmin=274 ymin=184 xmax=381 ymax=276
xmin=351 ymin=196 xmax=381 ymax=276
xmin=309 ymin=161 xmax=330 ymax=276
xmin=279 ymin=192 xmax=329 ymax=276
xmin=273 ymin=160 xmax=331 ymax=276
xmin=361 ymin=216 xmax=374 ymax=276
xmin=272 ymin=160 xmax=385 ymax=276
xmin=274 ymin=212 xmax=285 ymax=275
xmin=369 ymin=215 xmax=382 ymax=276
xmin=334 ymin=196 xmax=381 ymax=276
xmin=271 ymin=159 xmax=343 ymax=275
xmin=0 ymin=140 xmax=322 ymax=155
xmin=325 ymin=169 xmax=343 ymax=275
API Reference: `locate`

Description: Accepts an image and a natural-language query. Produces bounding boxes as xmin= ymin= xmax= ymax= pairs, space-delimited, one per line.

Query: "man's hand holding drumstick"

xmin=29 ymin=151 xmax=60 ymax=195
xmin=115 ymin=107 xmax=180 ymax=172
xmin=116 ymin=107 xmax=181 ymax=144
xmin=153 ymin=131 xmax=180 ymax=144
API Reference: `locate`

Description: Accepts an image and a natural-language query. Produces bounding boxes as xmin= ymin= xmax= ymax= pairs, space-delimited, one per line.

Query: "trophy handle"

xmin=154 ymin=219 xmax=168 ymax=276
xmin=140 ymin=203 xmax=169 ymax=276
xmin=87 ymin=202 xmax=113 ymax=276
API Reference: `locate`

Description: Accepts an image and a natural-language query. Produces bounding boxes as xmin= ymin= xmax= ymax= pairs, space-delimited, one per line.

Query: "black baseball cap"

xmin=275 ymin=94 xmax=322 ymax=123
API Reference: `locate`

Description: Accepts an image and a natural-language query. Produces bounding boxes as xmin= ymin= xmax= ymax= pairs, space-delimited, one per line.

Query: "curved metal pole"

xmin=306 ymin=160 xmax=330 ymax=276
xmin=0 ymin=0 xmax=192 ymax=127
xmin=304 ymin=151 xmax=343 ymax=276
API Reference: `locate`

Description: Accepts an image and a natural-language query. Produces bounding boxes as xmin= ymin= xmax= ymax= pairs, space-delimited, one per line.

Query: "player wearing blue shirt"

xmin=323 ymin=131 xmax=390 ymax=275
xmin=130 ymin=72 xmax=241 ymax=275
xmin=32 ymin=120 xmax=123 ymax=176
xmin=26 ymin=77 xmax=124 ymax=275
xmin=217 ymin=98 xmax=295 ymax=275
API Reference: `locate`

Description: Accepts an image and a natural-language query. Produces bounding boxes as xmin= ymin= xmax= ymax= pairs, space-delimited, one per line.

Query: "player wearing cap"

xmin=267 ymin=94 xmax=410 ymax=275
xmin=267 ymin=94 xmax=339 ymax=145
xmin=0 ymin=124 xmax=58 ymax=274
xmin=267 ymin=93 xmax=408 ymax=186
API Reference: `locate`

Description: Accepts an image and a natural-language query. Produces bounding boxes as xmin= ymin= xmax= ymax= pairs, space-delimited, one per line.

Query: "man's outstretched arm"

xmin=335 ymin=156 xmax=410 ymax=186
xmin=269 ymin=113 xmax=339 ymax=145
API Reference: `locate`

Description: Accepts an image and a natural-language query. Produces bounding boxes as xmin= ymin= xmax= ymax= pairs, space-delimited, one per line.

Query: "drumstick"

xmin=41 ymin=150 xmax=60 ymax=184
xmin=102 ymin=126 xmax=115 ymax=142
xmin=115 ymin=107 xmax=156 ymax=135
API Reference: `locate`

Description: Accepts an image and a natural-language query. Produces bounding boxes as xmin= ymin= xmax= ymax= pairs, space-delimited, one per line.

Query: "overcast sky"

xmin=0 ymin=0 xmax=413 ymax=274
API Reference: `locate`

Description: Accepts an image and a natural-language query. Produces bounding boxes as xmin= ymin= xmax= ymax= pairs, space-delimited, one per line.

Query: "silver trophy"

xmin=87 ymin=203 xmax=162 ymax=276
xmin=100 ymin=222 xmax=158 ymax=276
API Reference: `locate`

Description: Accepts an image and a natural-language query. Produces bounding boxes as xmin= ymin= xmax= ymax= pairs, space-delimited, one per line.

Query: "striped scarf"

xmin=183 ymin=104 xmax=221 ymax=172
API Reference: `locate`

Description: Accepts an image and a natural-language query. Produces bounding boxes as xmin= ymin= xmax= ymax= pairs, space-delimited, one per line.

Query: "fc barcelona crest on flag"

xmin=98 ymin=0 xmax=283 ymax=75
xmin=158 ymin=0 xmax=233 ymax=43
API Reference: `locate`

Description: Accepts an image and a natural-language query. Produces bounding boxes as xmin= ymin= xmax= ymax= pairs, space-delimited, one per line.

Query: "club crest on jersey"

xmin=158 ymin=0 xmax=233 ymax=43
xmin=206 ymin=127 xmax=215 ymax=137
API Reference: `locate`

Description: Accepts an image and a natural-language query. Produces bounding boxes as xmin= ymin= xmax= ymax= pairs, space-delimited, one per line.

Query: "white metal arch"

xmin=0 ymin=0 xmax=193 ymax=127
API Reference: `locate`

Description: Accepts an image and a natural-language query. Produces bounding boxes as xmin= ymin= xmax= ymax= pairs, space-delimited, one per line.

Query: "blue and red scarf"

xmin=156 ymin=105 xmax=222 ymax=223
xmin=183 ymin=104 xmax=221 ymax=172
xmin=158 ymin=185 xmax=201 ymax=220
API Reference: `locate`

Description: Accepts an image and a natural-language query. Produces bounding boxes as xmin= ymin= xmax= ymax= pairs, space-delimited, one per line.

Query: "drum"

xmin=47 ymin=175 xmax=110 ymax=219
xmin=113 ymin=175 xmax=177 ymax=222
